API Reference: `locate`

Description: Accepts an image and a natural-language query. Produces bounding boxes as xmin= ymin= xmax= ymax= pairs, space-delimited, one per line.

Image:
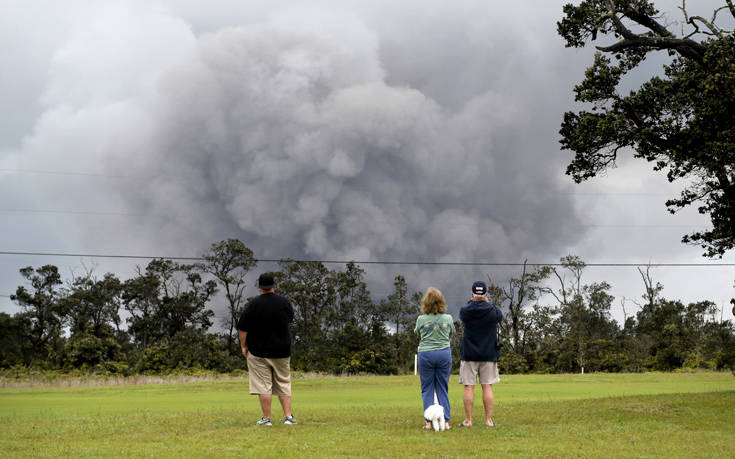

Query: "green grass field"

xmin=1 ymin=372 xmax=734 ymax=457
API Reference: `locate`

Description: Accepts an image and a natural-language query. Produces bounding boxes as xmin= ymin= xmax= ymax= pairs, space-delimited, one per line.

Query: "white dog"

xmin=423 ymin=392 xmax=446 ymax=431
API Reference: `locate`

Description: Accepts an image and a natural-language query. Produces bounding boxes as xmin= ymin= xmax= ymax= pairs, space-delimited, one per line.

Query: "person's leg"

xmin=477 ymin=361 xmax=499 ymax=426
xmin=481 ymin=384 xmax=494 ymax=426
xmin=247 ymin=354 xmax=273 ymax=422
xmin=418 ymin=351 xmax=436 ymax=428
xmin=270 ymin=357 xmax=294 ymax=420
xmin=278 ymin=395 xmax=292 ymax=417
xmin=418 ymin=352 xmax=436 ymax=412
xmin=462 ymin=385 xmax=475 ymax=425
xmin=259 ymin=394 xmax=272 ymax=419
xmin=434 ymin=348 xmax=452 ymax=425
xmin=459 ymin=361 xmax=476 ymax=426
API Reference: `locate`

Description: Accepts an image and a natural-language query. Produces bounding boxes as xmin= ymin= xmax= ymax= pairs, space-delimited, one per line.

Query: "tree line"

xmin=1 ymin=240 xmax=733 ymax=375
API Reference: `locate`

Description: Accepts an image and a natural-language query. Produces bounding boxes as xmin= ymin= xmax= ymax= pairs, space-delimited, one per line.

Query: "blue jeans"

xmin=418 ymin=347 xmax=451 ymax=421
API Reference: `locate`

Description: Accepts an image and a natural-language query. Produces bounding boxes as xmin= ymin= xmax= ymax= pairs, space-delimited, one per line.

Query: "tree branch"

xmin=711 ymin=5 xmax=731 ymax=24
xmin=726 ymin=0 xmax=735 ymax=20
xmin=623 ymin=7 xmax=673 ymax=38
xmin=688 ymin=15 xmax=723 ymax=37
xmin=596 ymin=35 xmax=706 ymax=61
xmin=601 ymin=0 xmax=705 ymax=62
xmin=540 ymin=286 xmax=564 ymax=307
xmin=681 ymin=1 xmax=732 ymax=38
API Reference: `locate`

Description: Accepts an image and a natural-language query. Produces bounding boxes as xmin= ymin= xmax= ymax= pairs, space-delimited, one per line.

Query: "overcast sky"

xmin=1 ymin=0 xmax=733 ymax=324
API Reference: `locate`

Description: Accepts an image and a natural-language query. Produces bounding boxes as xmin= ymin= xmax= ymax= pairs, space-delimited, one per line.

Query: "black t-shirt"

xmin=237 ymin=293 xmax=294 ymax=358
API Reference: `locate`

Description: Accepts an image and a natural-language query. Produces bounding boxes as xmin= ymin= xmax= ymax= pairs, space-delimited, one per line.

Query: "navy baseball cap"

xmin=472 ymin=281 xmax=487 ymax=295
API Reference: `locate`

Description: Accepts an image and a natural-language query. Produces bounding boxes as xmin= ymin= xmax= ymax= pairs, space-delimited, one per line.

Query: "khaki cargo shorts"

xmin=459 ymin=360 xmax=500 ymax=385
xmin=247 ymin=354 xmax=292 ymax=396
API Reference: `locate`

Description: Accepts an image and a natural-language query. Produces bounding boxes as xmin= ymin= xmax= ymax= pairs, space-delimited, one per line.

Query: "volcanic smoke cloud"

xmin=106 ymin=11 xmax=583 ymax=266
xmin=2 ymin=3 xmax=586 ymax=306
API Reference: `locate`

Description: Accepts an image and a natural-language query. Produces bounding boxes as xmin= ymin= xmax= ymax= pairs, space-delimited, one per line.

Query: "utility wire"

xmin=0 ymin=168 xmax=684 ymax=197
xmin=0 ymin=208 xmax=706 ymax=228
xmin=0 ymin=168 xmax=127 ymax=178
xmin=0 ymin=251 xmax=733 ymax=267
xmin=0 ymin=209 xmax=146 ymax=217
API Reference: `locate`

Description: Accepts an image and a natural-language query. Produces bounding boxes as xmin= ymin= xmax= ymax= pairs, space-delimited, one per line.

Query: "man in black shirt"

xmin=237 ymin=273 xmax=297 ymax=426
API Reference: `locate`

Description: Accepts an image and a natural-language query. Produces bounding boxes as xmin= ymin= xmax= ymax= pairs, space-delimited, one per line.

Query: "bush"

xmin=94 ymin=361 xmax=131 ymax=376
xmin=63 ymin=334 xmax=122 ymax=369
xmin=340 ymin=349 xmax=397 ymax=375
xmin=498 ymin=351 xmax=529 ymax=374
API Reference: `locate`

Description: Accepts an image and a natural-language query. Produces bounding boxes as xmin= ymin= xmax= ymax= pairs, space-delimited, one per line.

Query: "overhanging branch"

xmin=597 ymin=35 xmax=705 ymax=59
xmin=727 ymin=0 xmax=735 ymax=20
xmin=600 ymin=0 xmax=706 ymax=62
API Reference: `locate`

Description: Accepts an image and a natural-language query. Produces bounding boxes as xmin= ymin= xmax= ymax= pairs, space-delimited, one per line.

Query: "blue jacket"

xmin=460 ymin=300 xmax=503 ymax=362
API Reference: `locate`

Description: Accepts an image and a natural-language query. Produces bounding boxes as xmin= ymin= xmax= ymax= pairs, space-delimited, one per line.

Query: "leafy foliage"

xmin=200 ymin=239 xmax=256 ymax=354
xmin=558 ymin=0 xmax=735 ymax=257
xmin=1 ymin=240 xmax=733 ymax=374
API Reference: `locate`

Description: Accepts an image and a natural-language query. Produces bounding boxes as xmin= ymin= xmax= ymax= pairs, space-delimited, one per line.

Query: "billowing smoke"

xmin=1 ymin=1 xmax=590 ymax=315
xmin=107 ymin=10 xmax=583 ymax=265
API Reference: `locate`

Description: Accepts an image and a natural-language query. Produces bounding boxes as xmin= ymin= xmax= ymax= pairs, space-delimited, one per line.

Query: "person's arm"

xmin=239 ymin=330 xmax=248 ymax=358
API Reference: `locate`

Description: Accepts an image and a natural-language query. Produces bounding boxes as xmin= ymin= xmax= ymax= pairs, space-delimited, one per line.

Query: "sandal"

xmin=458 ymin=421 xmax=472 ymax=427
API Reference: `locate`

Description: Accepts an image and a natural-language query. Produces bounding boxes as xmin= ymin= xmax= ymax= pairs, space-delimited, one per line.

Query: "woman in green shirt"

xmin=415 ymin=287 xmax=455 ymax=429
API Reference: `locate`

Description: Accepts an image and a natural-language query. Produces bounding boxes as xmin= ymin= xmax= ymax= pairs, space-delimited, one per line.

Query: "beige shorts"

xmin=247 ymin=354 xmax=292 ymax=396
xmin=459 ymin=361 xmax=500 ymax=385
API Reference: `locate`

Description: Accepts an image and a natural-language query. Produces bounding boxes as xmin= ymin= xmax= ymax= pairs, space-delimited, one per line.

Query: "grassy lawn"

xmin=1 ymin=372 xmax=733 ymax=457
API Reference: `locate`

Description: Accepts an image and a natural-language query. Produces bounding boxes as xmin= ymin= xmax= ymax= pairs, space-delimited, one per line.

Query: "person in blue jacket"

xmin=458 ymin=281 xmax=503 ymax=427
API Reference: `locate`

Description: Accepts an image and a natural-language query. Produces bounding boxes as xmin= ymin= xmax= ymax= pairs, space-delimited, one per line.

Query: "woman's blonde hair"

xmin=421 ymin=287 xmax=447 ymax=314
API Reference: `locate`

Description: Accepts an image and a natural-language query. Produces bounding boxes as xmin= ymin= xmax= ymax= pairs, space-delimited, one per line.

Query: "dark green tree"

xmin=274 ymin=260 xmax=399 ymax=373
xmin=380 ymin=275 xmax=421 ymax=373
xmin=10 ymin=265 xmax=65 ymax=365
xmin=329 ymin=262 xmax=392 ymax=374
xmin=489 ymin=262 xmax=552 ymax=355
xmin=380 ymin=275 xmax=417 ymax=337
xmin=330 ymin=262 xmax=377 ymax=330
xmin=558 ymin=0 xmax=735 ymax=257
xmin=59 ymin=270 xmax=125 ymax=369
xmin=0 ymin=312 xmax=33 ymax=367
xmin=274 ymin=260 xmax=336 ymax=371
xmin=61 ymin=271 xmax=123 ymax=338
xmin=200 ymin=239 xmax=256 ymax=354
xmin=160 ymin=264 xmax=217 ymax=336
xmin=122 ymin=271 xmax=160 ymax=349
xmin=540 ymin=256 xmax=620 ymax=372
xmin=122 ymin=259 xmax=216 ymax=350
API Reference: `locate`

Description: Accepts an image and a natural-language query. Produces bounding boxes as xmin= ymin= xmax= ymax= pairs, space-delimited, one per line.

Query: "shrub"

xmin=498 ymin=351 xmax=529 ymax=374
xmin=340 ymin=349 xmax=397 ymax=375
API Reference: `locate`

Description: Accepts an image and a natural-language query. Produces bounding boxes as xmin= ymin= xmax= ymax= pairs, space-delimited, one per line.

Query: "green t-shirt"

xmin=414 ymin=313 xmax=455 ymax=352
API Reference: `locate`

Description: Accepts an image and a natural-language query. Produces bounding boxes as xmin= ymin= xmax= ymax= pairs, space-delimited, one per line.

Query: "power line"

xmin=0 ymin=208 xmax=706 ymax=229
xmin=0 ymin=251 xmax=201 ymax=261
xmin=0 ymin=209 xmax=145 ymax=217
xmin=0 ymin=251 xmax=733 ymax=267
xmin=0 ymin=168 xmax=133 ymax=178
xmin=1 ymin=169 xmax=684 ymax=198
xmin=0 ymin=168 xmax=127 ymax=178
